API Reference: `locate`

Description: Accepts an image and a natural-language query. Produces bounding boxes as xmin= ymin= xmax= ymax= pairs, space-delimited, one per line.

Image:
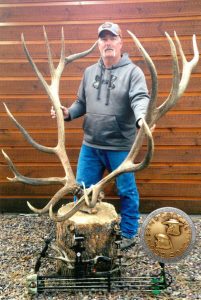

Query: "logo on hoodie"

xmin=93 ymin=75 xmax=117 ymax=89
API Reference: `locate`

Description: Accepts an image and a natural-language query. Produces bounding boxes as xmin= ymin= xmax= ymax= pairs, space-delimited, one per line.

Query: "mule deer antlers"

xmin=2 ymin=29 xmax=199 ymax=222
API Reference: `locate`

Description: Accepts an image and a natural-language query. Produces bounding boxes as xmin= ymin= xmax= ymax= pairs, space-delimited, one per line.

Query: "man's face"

xmin=98 ymin=31 xmax=122 ymax=59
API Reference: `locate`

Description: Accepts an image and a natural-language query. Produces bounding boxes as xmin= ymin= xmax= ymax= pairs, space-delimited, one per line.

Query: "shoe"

xmin=120 ymin=236 xmax=136 ymax=251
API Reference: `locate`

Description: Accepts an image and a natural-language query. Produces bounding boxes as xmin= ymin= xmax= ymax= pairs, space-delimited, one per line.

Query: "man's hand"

xmin=51 ymin=106 xmax=69 ymax=119
xmin=138 ymin=118 xmax=156 ymax=132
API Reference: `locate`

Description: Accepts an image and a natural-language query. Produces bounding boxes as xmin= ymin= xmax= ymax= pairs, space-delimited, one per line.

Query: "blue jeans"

xmin=76 ymin=144 xmax=139 ymax=239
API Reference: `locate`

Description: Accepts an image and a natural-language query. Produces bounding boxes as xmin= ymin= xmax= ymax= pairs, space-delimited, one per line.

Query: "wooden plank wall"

xmin=0 ymin=0 xmax=201 ymax=213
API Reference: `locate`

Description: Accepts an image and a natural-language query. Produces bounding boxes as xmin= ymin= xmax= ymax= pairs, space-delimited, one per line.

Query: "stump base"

xmin=56 ymin=202 xmax=120 ymax=275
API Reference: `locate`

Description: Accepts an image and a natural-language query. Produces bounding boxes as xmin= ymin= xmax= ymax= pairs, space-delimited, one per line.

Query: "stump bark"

xmin=56 ymin=202 xmax=120 ymax=275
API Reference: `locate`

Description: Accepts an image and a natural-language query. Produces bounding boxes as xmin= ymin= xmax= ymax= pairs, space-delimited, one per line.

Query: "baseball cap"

xmin=98 ymin=22 xmax=122 ymax=37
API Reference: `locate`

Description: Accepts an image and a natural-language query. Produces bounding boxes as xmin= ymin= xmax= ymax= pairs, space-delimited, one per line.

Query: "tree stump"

xmin=56 ymin=202 xmax=120 ymax=276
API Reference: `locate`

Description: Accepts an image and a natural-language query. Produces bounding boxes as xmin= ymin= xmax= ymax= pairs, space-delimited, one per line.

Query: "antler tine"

xmin=21 ymin=33 xmax=49 ymax=93
xmin=123 ymin=119 xmax=154 ymax=172
xmin=156 ymin=32 xmax=181 ymax=119
xmin=175 ymin=32 xmax=199 ymax=97
xmin=57 ymin=27 xmax=66 ymax=78
xmin=43 ymin=26 xmax=66 ymax=84
xmin=27 ymin=184 xmax=72 ymax=214
xmin=49 ymin=188 xmax=92 ymax=221
xmin=3 ymin=103 xmax=55 ymax=154
xmin=157 ymin=32 xmax=199 ymax=119
xmin=2 ymin=102 xmax=67 ymax=187
xmin=22 ymin=28 xmax=65 ymax=111
xmin=65 ymin=40 xmax=98 ymax=64
xmin=127 ymin=30 xmax=158 ymax=125
xmin=2 ymin=149 xmax=21 ymax=182
xmin=49 ymin=244 xmax=73 ymax=267
xmin=43 ymin=26 xmax=55 ymax=79
xmin=2 ymin=149 xmax=66 ymax=186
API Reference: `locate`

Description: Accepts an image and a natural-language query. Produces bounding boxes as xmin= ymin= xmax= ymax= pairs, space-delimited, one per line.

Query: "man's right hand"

xmin=51 ymin=106 xmax=69 ymax=119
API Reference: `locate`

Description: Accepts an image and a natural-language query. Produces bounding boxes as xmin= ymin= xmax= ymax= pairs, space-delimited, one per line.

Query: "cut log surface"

xmin=56 ymin=202 xmax=120 ymax=275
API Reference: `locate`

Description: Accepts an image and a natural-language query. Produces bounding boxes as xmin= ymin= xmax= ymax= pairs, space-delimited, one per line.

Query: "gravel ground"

xmin=0 ymin=213 xmax=200 ymax=300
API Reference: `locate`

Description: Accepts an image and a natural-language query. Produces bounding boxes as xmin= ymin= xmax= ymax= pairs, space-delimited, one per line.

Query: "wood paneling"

xmin=1 ymin=1 xmax=201 ymax=22
xmin=0 ymin=0 xmax=201 ymax=213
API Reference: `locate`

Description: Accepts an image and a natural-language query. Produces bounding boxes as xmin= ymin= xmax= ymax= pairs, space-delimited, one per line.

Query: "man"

xmin=51 ymin=22 xmax=150 ymax=250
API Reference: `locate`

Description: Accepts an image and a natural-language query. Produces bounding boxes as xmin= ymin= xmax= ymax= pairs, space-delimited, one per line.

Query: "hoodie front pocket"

xmin=83 ymin=113 xmax=125 ymax=146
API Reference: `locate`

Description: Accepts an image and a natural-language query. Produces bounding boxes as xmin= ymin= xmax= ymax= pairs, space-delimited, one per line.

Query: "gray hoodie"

xmin=67 ymin=53 xmax=150 ymax=150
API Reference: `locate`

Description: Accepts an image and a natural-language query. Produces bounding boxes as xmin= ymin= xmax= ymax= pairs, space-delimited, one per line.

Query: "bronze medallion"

xmin=140 ymin=207 xmax=196 ymax=263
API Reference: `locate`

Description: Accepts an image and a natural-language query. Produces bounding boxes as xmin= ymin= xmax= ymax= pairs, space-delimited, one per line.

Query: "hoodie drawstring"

xmin=97 ymin=66 xmax=103 ymax=100
xmin=105 ymin=71 xmax=112 ymax=105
